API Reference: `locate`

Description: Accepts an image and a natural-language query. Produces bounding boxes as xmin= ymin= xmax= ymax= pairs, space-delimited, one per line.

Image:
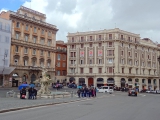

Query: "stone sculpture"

xmin=34 ymin=67 xmax=53 ymax=95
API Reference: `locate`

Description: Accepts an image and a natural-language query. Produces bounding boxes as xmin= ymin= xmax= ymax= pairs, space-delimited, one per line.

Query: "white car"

xmin=97 ymin=86 xmax=114 ymax=93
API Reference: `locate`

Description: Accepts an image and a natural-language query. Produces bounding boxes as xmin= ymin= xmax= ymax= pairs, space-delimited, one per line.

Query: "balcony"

xmin=69 ymin=64 xmax=76 ymax=67
xmin=9 ymin=11 xmax=57 ymax=30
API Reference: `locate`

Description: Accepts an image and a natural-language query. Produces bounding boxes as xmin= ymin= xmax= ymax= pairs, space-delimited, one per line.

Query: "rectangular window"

xmin=16 ymin=33 xmax=19 ymax=39
xmin=80 ymin=68 xmax=83 ymax=74
xmin=57 ymin=62 xmax=60 ymax=67
xmin=24 ymin=48 xmax=28 ymax=54
xmin=129 ymin=68 xmax=131 ymax=74
xmin=41 ymin=29 xmax=44 ymax=34
xmin=47 ymin=62 xmax=50 ymax=67
xmin=108 ymin=42 xmax=112 ymax=47
xmin=48 ymin=31 xmax=51 ymax=36
xmin=48 ymin=51 xmax=50 ymax=57
xmin=109 ymin=34 xmax=112 ymax=39
xmin=122 ymin=68 xmax=124 ymax=73
xmin=16 ymin=22 xmax=20 ymax=28
xmin=108 ymin=58 xmax=113 ymax=63
xmin=57 ymin=71 xmax=60 ymax=76
xmin=5 ymin=36 xmax=9 ymax=43
xmin=81 ymin=44 xmax=84 ymax=48
xmin=63 ymin=55 xmax=66 ymax=60
xmin=99 ymin=68 xmax=102 ymax=73
xmin=41 ymin=50 xmax=43 ymax=55
xmin=109 ymin=67 xmax=112 ymax=73
xmin=25 ymin=35 xmax=28 ymax=41
xmin=33 ymin=49 xmax=36 ymax=55
xmin=41 ymin=39 xmax=44 ymax=44
xmin=14 ymin=59 xmax=18 ymax=65
xmin=89 ymin=59 xmax=92 ymax=64
xmin=99 ymin=43 xmax=102 ymax=47
xmin=24 ymin=60 xmax=28 ymax=66
xmin=32 ymin=60 xmax=36 ymax=66
xmin=121 ymin=51 xmax=123 ymax=55
xmin=33 ymin=37 xmax=36 ymax=43
xmin=57 ymin=54 xmax=61 ymax=60
xmin=89 ymin=68 xmax=92 ymax=73
xmin=34 ymin=27 xmax=37 ymax=33
xmin=63 ymin=63 xmax=66 ymax=67
xmin=99 ymin=59 xmax=102 ymax=64
xmin=89 ymin=44 xmax=92 ymax=47
xmin=80 ymin=60 xmax=83 ymax=64
xmin=5 ymin=24 xmax=10 ymax=31
xmin=15 ymin=46 xmax=19 ymax=52
xmin=48 ymin=40 xmax=51 ymax=46
xmin=25 ymin=25 xmax=28 ymax=31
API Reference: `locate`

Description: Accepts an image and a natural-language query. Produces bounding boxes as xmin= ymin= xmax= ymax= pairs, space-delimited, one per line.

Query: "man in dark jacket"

xmin=20 ymin=87 xmax=26 ymax=99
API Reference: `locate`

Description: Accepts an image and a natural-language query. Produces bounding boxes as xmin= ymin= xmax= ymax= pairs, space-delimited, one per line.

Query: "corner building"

xmin=67 ymin=28 xmax=160 ymax=90
xmin=0 ymin=6 xmax=58 ymax=87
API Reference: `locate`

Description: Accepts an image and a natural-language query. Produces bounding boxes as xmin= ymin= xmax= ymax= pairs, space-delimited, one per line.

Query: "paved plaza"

xmin=0 ymin=91 xmax=160 ymax=120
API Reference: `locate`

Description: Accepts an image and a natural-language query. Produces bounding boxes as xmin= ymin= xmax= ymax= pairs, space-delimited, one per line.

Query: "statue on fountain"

xmin=34 ymin=66 xmax=53 ymax=95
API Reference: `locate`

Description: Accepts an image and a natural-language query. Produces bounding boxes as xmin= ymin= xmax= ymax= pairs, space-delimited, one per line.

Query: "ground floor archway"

xmin=79 ymin=78 xmax=85 ymax=85
xmin=97 ymin=78 xmax=104 ymax=87
xmin=107 ymin=78 xmax=114 ymax=86
xmin=88 ymin=78 xmax=94 ymax=87
xmin=69 ymin=77 xmax=75 ymax=83
xmin=31 ymin=74 xmax=36 ymax=84
xmin=121 ymin=78 xmax=126 ymax=88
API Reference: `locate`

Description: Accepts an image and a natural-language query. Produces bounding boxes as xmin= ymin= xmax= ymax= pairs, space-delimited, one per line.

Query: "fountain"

xmin=34 ymin=67 xmax=53 ymax=96
xmin=34 ymin=67 xmax=70 ymax=98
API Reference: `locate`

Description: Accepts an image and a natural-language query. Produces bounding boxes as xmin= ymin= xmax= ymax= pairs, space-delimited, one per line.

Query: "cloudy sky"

xmin=0 ymin=0 xmax=160 ymax=42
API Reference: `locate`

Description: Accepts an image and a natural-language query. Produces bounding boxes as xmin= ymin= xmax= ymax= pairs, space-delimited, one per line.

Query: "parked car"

xmin=146 ymin=90 xmax=151 ymax=93
xmin=97 ymin=86 xmax=114 ymax=94
xmin=128 ymin=89 xmax=137 ymax=96
xmin=68 ymin=83 xmax=77 ymax=88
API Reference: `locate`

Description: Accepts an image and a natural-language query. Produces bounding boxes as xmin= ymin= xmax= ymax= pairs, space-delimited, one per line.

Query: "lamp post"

xmin=157 ymin=55 xmax=160 ymax=76
xmin=2 ymin=53 xmax=7 ymax=87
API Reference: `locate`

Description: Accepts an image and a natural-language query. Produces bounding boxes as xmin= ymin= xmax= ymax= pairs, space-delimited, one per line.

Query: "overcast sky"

xmin=1 ymin=0 xmax=160 ymax=42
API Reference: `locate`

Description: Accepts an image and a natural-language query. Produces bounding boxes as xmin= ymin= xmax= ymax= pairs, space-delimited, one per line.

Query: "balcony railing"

xmin=9 ymin=11 xmax=57 ymax=29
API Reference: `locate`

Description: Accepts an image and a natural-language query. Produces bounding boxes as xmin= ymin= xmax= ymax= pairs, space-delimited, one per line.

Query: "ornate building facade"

xmin=0 ymin=6 xmax=58 ymax=87
xmin=67 ymin=28 xmax=160 ymax=90
xmin=0 ymin=17 xmax=14 ymax=86
xmin=55 ymin=40 xmax=67 ymax=84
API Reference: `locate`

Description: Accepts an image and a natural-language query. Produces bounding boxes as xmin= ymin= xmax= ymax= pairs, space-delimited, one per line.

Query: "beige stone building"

xmin=0 ymin=6 xmax=58 ymax=87
xmin=67 ymin=28 xmax=160 ymax=90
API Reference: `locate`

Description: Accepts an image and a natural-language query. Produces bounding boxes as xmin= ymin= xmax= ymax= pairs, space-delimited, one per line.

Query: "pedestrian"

xmin=94 ymin=87 xmax=97 ymax=97
xmin=34 ymin=88 xmax=37 ymax=99
xmin=20 ymin=87 xmax=26 ymax=99
xmin=77 ymin=88 xmax=81 ymax=98
xmin=28 ymin=87 xmax=32 ymax=99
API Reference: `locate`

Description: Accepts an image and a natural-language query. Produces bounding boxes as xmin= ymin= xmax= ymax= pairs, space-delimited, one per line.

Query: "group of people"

xmin=77 ymin=87 xmax=97 ymax=98
xmin=20 ymin=87 xmax=37 ymax=99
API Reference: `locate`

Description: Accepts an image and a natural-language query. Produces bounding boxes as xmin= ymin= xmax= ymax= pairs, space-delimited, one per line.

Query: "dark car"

xmin=68 ymin=83 xmax=77 ymax=88
xmin=128 ymin=89 xmax=137 ymax=96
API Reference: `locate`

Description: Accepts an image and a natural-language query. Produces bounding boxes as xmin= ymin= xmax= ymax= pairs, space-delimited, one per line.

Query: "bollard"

xmin=53 ymin=94 xmax=55 ymax=99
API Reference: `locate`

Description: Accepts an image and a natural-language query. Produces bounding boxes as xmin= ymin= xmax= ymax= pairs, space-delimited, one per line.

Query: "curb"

xmin=0 ymin=98 xmax=87 ymax=114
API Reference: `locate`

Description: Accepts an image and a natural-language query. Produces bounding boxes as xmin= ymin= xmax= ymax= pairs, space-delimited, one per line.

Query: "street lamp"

xmin=157 ymin=55 xmax=160 ymax=76
xmin=2 ymin=53 xmax=8 ymax=87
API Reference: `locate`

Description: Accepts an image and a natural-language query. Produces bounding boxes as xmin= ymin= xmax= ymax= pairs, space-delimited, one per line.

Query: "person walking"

xmin=77 ymin=88 xmax=81 ymax=98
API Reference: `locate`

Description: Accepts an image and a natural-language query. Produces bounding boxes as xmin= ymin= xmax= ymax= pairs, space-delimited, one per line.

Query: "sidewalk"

xmin=0 ymin=93 xmax=104 ymax=113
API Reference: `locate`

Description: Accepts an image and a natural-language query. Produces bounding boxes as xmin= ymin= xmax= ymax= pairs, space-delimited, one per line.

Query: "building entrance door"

xmin=31 ymin=74 xmax=36 ymax=84
xmin=88 ymin=78 xmax=93 ymax=86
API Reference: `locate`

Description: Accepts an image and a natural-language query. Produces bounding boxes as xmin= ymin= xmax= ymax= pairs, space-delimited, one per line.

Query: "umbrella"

xmin=18 ymin=84 xmax=29 ymax=90
xmin=29 ymin=84 xmax=35 ymax=88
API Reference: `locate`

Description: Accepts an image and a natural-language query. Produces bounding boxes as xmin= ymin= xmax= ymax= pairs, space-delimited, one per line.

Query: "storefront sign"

xmin=98 ymin=50 xmax=102 ymax=56
xmin=89 ymin=50 xmax=93 ymax=56
xmin=80 ymin=51 xmax=84 ymax=57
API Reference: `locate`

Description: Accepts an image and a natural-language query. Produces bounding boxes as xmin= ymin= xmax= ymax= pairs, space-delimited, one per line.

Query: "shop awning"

xmin=0 ymin=66 xmax=15 ymax=75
